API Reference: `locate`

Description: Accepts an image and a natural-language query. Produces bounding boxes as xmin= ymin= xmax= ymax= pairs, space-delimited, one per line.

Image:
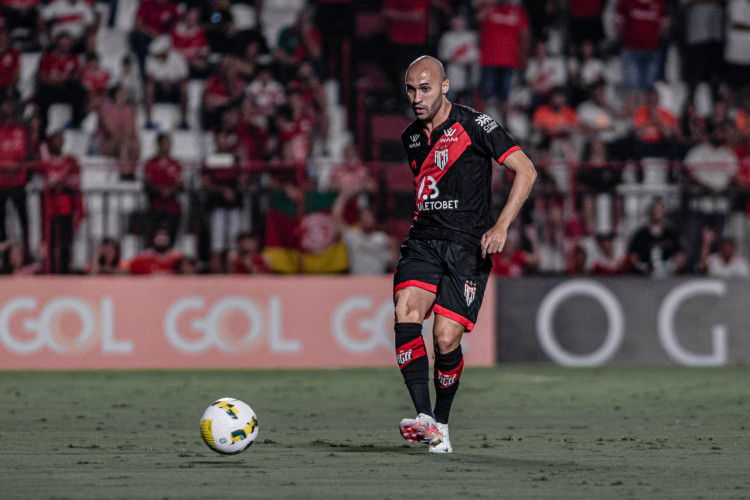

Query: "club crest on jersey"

xmin=434 ymin=145 xmax=449 ymax=170
xmin=464 ymin=280 xmax=477 ymax=306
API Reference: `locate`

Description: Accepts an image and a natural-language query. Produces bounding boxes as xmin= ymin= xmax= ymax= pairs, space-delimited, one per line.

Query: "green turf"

xmin=1 ymin=366 xmax=749 ymax=499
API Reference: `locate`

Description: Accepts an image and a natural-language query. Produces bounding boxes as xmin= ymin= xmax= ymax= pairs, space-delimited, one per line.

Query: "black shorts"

xmin=394 ymin=238 xmax=492 ymax=332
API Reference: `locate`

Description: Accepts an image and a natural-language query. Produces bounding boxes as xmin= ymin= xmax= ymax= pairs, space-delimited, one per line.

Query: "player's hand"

xmin=480 ymin=224 xmax=508 ymax=260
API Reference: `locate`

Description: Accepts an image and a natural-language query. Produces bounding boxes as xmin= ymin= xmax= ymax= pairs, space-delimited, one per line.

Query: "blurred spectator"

xmin=287 ymin=60 xmax=328 ymax=139
xmin=236 ymin=96 xmax=270 ymax=168
xmin=143 ymin=133 xmax=183 ymax=243
xmin=202 ymin=56 xmax=247 ymax=131
xmin=170 ymin=7 xmax=210 ymax=78
xmin=566 ymin=244 xmax=588 ymax=275
xmin=329 ymin=144 xmax=375 ymax=193
xmin=39 ymin=0 xmax=95 ymax=52
xmin=332 ymin=188 xmax=396 ymax=275
xmin=36 ymin=33 xmax=86 ymax=135
xmin=41 ymin=130 xmax=83 ymax=274
xmin=129 ymin=0 xmax=180 ymax=74
xmin=568 ymin=0 xmax=605 ymax=46
xmin=438 ymin=14 xmax=478 ymax=105
xmin=128 ymin=228 xmax=181 ymax=275
xmin=1 ymin=241 xmax=39 ymax=274
xmin=0 ymin=99 xmax=28 ymax=246
xmin=492 ymin=225 xmax=538 ymax=276
xmin=614 ymin=0 xmax=668 ymax=112
xmin=275 ymin=91 xmax=315 ymax=164
xmin=590 ymin=233 xmax=626 ymax=275
xmin=735 ymin=87 xmax=750 ymax=143
xmin=567 ymin=39 xmax=605 ymax=107
xmin=0 ymin=0 xmax=40 ymax=50
xmin=274 ymin=8 xmax=322 ymax=83
xmin=199 ymin=0 xmax=235 ymax=54
xmin=698 ymin=230 xmax=749 ymax=277
xmin=227 ymin=231 xmax=270 ymax=274
xmin=632 ymin=88 xmax=682 ymax=159
xmin=85 ymin=237 xmax=126 ymax=274
xmin=682 ymin=0 xmax=725 ymax=102
xmin=144 ymin=35 xmax=189 ymax=130
xmin=383 ymin=0 xmax=430 ymax=89
xmin=576 ymin=82 xmax=629 ymax=159
xmin=524 ymin=39 xmax=567 ymax=110
xmin=81 ymin=52 xmax=110 ymax=114
xmin=201 ymin=132 xmax=245 ymax=272
xmin=0 ymin=26 xmax=20 ymax=102
xmin=174 ymin=255 xmax=197 ymax=274
xmin=112 ymin=55 xmax=142 ymax=104
xmin=576 ymin=138 xmax=622 ymax=236
xmin=683 ymin=123 xmax=739 ymax=270
xmin=724 ymin=0 xmax=750 ymax=100
xmin=627 ymin=198 xmax=685 ymax=277
xmin=531 ymin=87 xmax=580 ymax=161
xmin=94 ymin=85 xmax=139 ymax=178
xmin=476 ymin=0 xmax=530 ymax=120
xmin=246 ymin=64 xmax=286 ymax=119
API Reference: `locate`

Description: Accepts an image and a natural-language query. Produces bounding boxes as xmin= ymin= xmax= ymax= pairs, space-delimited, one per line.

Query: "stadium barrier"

xmin=496 ymin=277 xmax=745 ymax=366
xmin=0 ymin=276 xmax=496 ymax=370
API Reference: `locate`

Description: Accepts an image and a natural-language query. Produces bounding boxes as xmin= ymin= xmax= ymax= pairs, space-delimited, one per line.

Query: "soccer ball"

xmin=200 ymin=397 xmax=258 ymax=455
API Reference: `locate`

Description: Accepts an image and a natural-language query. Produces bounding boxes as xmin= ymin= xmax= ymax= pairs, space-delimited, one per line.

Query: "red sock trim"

xmin=433 ymin=304 xmax=475 ymax=332
xmin=397 ymin=336 xmax=427 ymax=369
xmin=435 ymin=358 xmax=464 ymax=389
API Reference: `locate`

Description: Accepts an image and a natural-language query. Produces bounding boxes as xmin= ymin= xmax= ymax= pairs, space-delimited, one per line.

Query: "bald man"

xmin=394 ymin=56 xmax=536 ymax=453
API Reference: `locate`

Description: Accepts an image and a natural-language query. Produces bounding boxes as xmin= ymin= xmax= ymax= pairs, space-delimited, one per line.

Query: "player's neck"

xmin=422 ymin=100 xmax=452 ymax=135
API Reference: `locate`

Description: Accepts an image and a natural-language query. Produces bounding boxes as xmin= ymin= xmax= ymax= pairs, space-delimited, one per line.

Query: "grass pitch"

xmin=1 ymin=366 xmax=749 ymax=499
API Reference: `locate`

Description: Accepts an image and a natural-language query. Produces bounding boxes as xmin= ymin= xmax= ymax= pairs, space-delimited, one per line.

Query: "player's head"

xmin=405 ymin=56 xmax=449 ymax=123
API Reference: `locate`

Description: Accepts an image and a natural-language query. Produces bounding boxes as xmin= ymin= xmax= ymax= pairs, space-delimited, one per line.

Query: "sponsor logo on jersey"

xmin=411 ymin=160 xmax=418 ymax=173
xmin=475 ymin=113 xmax=498 ymax=133
xmin=434 ymin=145 xmax=449 ymax=170
xmin=464 ymin=280 xmax=477 ymax=306
xmin=409 ymin=134 xmax=421 ymax=148
xmin=440 ymin=127 xmax=459 ymax=143
xmin=417 ymin=199 xmax=459 ymax=211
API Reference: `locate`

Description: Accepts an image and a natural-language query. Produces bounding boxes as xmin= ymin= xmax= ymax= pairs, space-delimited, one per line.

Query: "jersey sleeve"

xmin=468 ymin=112 xmax=521 ymax=165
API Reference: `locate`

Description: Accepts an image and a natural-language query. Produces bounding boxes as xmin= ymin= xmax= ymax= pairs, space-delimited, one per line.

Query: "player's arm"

xmin=481 ymin=150 xmax=536 ymax=259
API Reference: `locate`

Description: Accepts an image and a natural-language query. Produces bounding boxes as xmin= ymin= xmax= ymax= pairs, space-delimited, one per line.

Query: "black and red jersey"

xmin=400 ymin=103 xmax=520 ymax=250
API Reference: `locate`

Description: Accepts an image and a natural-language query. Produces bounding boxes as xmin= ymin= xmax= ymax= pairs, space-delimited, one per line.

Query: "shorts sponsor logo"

xmin=475 ymin=113 xmax=498 ymax=133
xmin=464 ymin=280 xmax=477 ymax=306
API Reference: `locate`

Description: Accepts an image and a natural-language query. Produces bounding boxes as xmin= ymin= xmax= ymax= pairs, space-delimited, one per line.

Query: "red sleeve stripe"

xmin=433 ymin=305 xmax=475 ymax=332
xmin=497 ymin=145 xmax=521 ymax=165
xmin=395 ymin=280 xmax=438 ymax=294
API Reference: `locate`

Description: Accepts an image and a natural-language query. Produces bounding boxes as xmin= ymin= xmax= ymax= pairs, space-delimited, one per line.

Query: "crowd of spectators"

xmin=0 ymin=0 xmax=749 ymax=279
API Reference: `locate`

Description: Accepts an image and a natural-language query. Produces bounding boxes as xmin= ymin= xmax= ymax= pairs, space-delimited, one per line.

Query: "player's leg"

xmin=393 ymin=239 xmax=442 ymax=445
xmin=428 ymin=241 xmax=492 ymax=452
xmin=394 ymin=285 xmax=436 ymax=419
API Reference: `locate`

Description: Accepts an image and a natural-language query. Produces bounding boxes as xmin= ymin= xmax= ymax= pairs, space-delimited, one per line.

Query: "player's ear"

xmin=442 ymin=78 xmax=450 ymax=97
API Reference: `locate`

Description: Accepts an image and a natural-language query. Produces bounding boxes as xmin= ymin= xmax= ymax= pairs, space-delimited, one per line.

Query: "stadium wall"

xmin=496 ymin=277 xmax=744 ymax=366
xmin=0 ymin=276 xmax=496 ymax=370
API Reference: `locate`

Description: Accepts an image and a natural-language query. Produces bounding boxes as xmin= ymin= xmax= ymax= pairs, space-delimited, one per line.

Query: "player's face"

xmin=405 ymin=66 xmax=447 ymax=123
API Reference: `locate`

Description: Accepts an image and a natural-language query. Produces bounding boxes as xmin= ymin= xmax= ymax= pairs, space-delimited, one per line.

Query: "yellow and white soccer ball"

xmin=200 ymin=397 xmax=258 ymax=455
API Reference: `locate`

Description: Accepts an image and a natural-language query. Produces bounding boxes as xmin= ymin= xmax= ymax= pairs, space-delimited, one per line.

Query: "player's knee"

xmin=433 ymin=325 xmax=463 ymax=354
xmin=394 ymin=291 xmax=429 ymax=323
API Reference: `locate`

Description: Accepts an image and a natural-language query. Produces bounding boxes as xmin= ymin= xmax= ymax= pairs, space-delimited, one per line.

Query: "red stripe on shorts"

xmin=433 ymin=304 xmax=475 ymax=332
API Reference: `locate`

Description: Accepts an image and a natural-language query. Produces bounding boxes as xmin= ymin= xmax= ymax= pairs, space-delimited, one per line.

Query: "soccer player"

xmin=394 ymin=56 xmax=536 ymax=453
